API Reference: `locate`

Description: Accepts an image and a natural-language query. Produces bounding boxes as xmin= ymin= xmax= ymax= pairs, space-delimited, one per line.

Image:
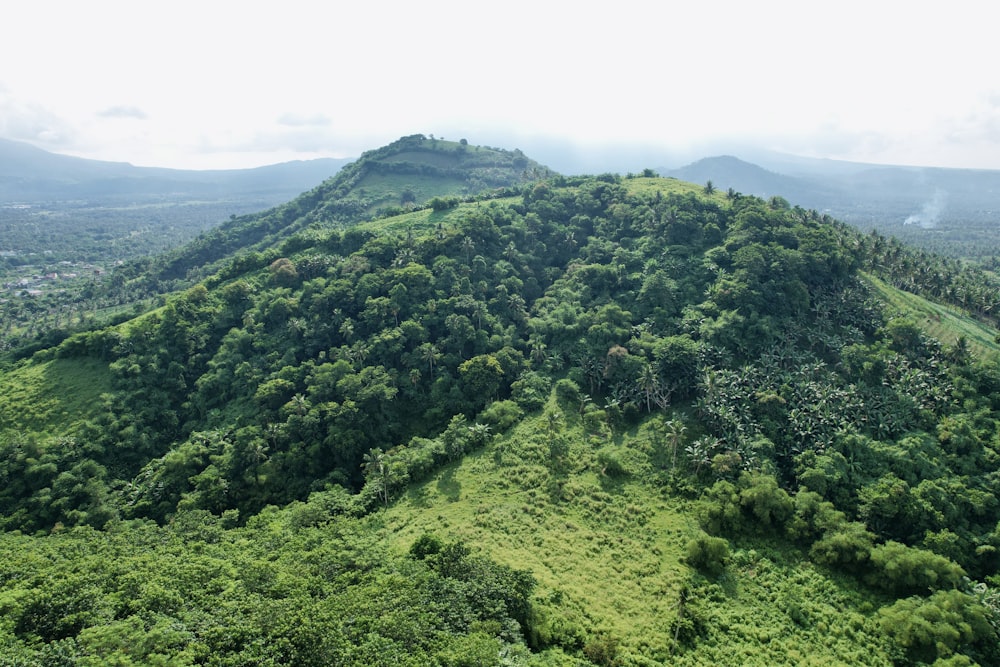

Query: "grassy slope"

xmin=378 ymin=394 xmax=894 ymax=666
xmin=623 ymin=176 xmax=721 ymax=199
xmin=0 ymin=357 xmax=110 ymax=435
xmin=863 ymin=272 xmax=1000 ymax=359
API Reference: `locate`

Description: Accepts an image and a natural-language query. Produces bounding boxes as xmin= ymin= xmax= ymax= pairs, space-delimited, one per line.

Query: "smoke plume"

xmin=903 ymin=189 xmax=948 ymax=228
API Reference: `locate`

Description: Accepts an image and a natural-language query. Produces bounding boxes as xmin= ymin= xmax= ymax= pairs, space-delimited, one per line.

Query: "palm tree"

xmin=638 ymin=363 xmax=659 ymax=413
xmin=666 ymin=419 xmax=687 ymax=472
xmin=461 ymin=236 xmax=476 ymax=264
xmin=529 ymin=338 xmax=548 ymax=367
xmin=362 ymin=448 xmax=389 ymax=507
xmin=467 ymin=422 xmax=492 ymax=447
xmin=545 ymin=410 xmax=564 ymax=435
xmin=420 ymin=343 xmax=439 ymax=376
xmin=249 ymin=441 xmax=269 ymax=484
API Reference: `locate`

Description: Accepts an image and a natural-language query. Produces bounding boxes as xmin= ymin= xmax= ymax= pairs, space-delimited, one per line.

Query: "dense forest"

xmin=1 ymin=138 xmax=1000 ymax=665
xmin=0 ymin=136 xmax=548 ymax=360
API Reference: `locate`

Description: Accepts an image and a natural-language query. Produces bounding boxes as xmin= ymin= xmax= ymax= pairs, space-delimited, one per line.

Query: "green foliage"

xmin=7 ymin=162 xmax=1000 ymax=665
xmin=810 ymin=521 xmax=876 ymax=571
xmin=869 ymin=541 xmax=966 ymax=596
xmin=479 ymin=400 xmax=523 ymax=432
xmin=879 ymin=590 xmax=998 ymax=665
xmin=685 ymin=532 xmax=731 ymax=577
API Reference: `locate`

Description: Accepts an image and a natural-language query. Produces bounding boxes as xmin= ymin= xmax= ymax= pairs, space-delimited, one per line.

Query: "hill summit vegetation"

xmin=1 ymin=138 xmax=999 ymax=665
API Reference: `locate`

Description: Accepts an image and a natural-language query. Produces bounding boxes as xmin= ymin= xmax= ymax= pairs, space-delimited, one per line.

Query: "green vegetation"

xmin=864 ymin=273 xmax=1000 ymax=359
xmin=2 ymin=142 xmax=1000 ymax=664
xmin=0 ymin=357 xmax=110 ymax=434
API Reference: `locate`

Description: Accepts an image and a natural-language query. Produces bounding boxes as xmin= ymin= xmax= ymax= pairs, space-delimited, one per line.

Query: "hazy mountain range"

xmin=0 ymin=137 xmax=351 ymax=203
xmin=5 ymin=134 xmax=1000 ymax=235
xmin=664 ymin=154 xmax=1000 ymax=230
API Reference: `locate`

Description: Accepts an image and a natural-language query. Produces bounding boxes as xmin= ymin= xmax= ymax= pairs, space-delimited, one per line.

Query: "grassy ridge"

xmin=863 ymin=272 xmax=1000 ymax=359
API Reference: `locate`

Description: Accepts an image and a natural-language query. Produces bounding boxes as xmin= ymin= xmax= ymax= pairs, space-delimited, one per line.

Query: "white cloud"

xmin=97 ymin=106 xmax=149 ymax=120
xmin=1 ymin=0 xmax=998 ymax=169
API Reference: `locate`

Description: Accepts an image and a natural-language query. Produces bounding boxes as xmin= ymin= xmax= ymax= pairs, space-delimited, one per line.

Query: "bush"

xmin=479 ymin=400 xmax=523 ymax=432
xmin=869 ymin=541 xmax=966 ymax=595
xmin=554 ymin=378 xmax=581 ymax=405
xmin=410 ymin=533 xmax=444 ymax=560
xmin=596 ymin=448 xmax=628 ymax=478
xmin=686 ymin=532 xmax=730 ymax=577
xmin=879 ymin=590 xmax=997 ymax=665
xmin=810 ymin=522 xmax=874 ymax=571
xmin=510 ymin=371 xmax=551 ymax=412
xmin=582 ymin=633 xmax=620 ymax=666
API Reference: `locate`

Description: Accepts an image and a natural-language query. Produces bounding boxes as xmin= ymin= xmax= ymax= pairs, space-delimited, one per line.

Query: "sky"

xmin=2 ymin=0 xmax=998 ymax=171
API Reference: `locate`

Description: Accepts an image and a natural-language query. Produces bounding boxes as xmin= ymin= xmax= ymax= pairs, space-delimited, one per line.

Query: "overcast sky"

xmin=2 ymin=0 xmax=998 ymax=171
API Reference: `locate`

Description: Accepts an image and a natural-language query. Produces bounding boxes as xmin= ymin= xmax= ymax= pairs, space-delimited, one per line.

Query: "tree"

xmin=419 ymin=342 xmax=440 ymax=376
xmin=666 ymin=419 xmax=687 ymax=472
xmin=461 ymin=236 xmax=476 ymax=264
xmin=362 ymin=448 xmax=390 ymax=507
xmin=458 ymin=354 xmax=504 ymax=405
xmin=637 ymin=362 xmax=659 ymax=413
xmin=268 ymin=258 xmax=299 ymax=286
xmin=545 ymin=410 xmax=563 ymax=436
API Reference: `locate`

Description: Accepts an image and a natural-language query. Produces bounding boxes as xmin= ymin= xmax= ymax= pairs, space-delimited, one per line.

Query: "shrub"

xmin=869 ymin=541 xmax=966 ymax=595
xmin=810 ymin=522 xmax=874 ymax=572
xmin=510 ymin=371 xmax=551 ymax=412
xmin=479 ymin=400 xmax=523 ymax=432
xmin=554 ymin=378 xmax=581 ymax=405
xmin=879 ymin=590 xmax=996 ymax=665
xmin=596 ymin=448 xmax=628 ymax=478
xmin=582 ymin=633 xmax=620 ymax=666
xmin=686 ymin=532 xmax=730 ymax=577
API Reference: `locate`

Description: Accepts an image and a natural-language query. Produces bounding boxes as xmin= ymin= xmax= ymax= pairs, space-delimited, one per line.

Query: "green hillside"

xmin=380 ymin=403 xmax=898 ymax=665
xmin=0 ymin=357 xmax=110 ymax=435
xmin=1 ymin=153 xmax=999 ymax=665
xmin=136 ymin=134 xmax=550 ymax=287
xmin=864 ymin=272 xmax=1000 ymax=359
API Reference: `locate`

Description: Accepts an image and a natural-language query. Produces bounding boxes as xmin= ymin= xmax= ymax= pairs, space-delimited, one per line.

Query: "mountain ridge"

xmin=0 ymin=136 xmax=351 ymax=202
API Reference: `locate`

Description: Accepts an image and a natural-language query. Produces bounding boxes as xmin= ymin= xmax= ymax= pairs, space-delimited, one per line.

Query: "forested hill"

xmin=2 ymin=170 xmax=1000 ymax=664
xmin=130 ymin=134 xmax=551 ymax=289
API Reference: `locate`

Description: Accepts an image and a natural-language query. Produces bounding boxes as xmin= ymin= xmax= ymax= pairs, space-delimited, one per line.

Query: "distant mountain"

xmin=665 ymin=155 xmax=835 ymax=203
xmin=0 ymin=137 xmax=351 ymax=202
xmin=663 ymin=152 xmax=1000 ymax=250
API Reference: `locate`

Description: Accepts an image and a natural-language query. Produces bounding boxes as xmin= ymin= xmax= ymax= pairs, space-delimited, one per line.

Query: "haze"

xmin=2 ymin=0 xmax=997 ymax=171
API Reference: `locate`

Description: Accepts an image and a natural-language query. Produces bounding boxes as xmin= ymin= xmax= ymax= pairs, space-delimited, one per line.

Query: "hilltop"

xmin=0 ymin=135 xmax=552 ymax=356
xmin=0 ymin=140 xmax=999 ymax=664
xmin=133 ymin=134 xmax=552 ymax=286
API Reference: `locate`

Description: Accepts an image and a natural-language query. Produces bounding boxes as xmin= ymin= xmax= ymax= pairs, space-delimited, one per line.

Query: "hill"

xmin=0 ymin=135 xmax=550 ymax=357
xmin=1 ymin=152 xmax=999 ymax=664
xmin=132 ymin=134 xmax=552 ymax=287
